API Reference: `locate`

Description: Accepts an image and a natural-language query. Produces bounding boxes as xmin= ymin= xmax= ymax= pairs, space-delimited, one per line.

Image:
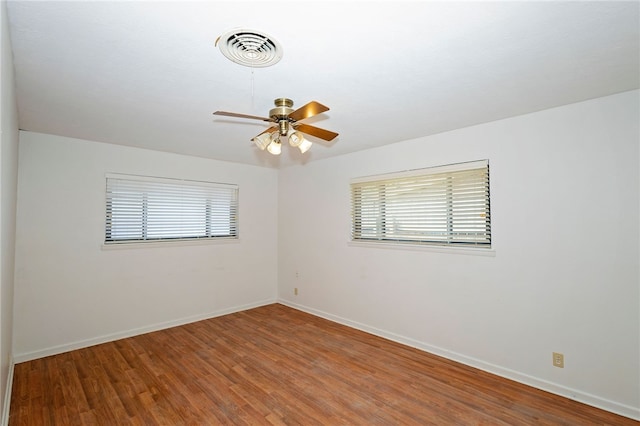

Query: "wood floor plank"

xmin=9 ymin=304 xmax=639 ymax=425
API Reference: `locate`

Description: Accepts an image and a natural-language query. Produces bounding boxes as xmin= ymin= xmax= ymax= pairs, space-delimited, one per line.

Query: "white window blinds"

xmin=105 ymin=174 xmax=238 ymax=243
xmin=351 ymin=160 xmax=491 ymax=247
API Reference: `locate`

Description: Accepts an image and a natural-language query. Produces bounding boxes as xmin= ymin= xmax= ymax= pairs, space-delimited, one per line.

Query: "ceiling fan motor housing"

xmin=270 ymin=98 xmax=295 ymax=135
xmin=269 ymin=98 xmax=294 ymax=119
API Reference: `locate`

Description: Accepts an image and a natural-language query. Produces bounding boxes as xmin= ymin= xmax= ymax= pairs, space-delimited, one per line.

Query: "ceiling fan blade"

xmin=288 ymin=101 xmax=330 ymax=122
xmin=295 ymin=123 xmax=339 ymax=141
xmin=213 ymin=111 xmax=272 ymax=122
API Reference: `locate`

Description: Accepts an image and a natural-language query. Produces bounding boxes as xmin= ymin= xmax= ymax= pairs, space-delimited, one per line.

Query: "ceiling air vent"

xmin=216 ymin=29 xmax=283 ymax=68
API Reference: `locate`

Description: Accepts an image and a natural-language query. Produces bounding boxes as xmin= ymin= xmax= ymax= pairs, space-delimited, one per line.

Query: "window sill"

xmin=347 ymin=240 xmax=496 ymax=257
xmin=102 ymin=238 xmax=240 ymax=250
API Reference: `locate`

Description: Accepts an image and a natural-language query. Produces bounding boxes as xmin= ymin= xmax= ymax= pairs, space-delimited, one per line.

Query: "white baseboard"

xmin=1 ymin=359 xmax=14 ymax=426
xmin=278 ymin=299 xmax=640 ymax=422
xmin=12 ymin=298 xmax=276 ymax=364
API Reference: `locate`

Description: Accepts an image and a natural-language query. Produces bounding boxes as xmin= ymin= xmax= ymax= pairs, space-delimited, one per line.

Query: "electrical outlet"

xmin=553 ymin=352 xmax=564 ymax=368
xmin=294 ymin=287 xmax=298 ymax=296
xmin=295 ymin=271 xmax=299 ymax=279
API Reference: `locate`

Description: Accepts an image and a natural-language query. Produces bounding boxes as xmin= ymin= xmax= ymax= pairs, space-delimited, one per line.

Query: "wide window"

xmin=105 ymin=174 xmax=238 ymax=244
xmin=351 ymin=160 xmax=490 ymax=247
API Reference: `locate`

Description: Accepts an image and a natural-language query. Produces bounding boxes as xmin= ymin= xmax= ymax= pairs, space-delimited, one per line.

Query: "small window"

xmin=351 ymin=160 xmax=491 ymax=248
xmin=105 ymin=174 xmax=238 ymax=244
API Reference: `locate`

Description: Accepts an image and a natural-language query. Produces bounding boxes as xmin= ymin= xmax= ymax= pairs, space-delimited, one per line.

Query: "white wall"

xmin=0 ymin=0 xmax=19 ymax=421
xmin=13 ymin=132 xmax=278 ymax=360
xmin=278 ymin=90 xmax=640 ymax=419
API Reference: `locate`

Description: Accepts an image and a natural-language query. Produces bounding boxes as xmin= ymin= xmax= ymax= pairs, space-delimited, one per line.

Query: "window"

xmin=105 ymin=174 xmax=238 ymax=244
xmin=351 ymin=160 xmax=490 ymax=248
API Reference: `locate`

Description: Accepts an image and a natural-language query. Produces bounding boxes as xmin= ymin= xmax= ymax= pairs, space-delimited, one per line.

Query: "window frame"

xmin=104 ymin=173 xmax=239 ymax=245
xmin=350 ymin=160 xmax=491 ymax=250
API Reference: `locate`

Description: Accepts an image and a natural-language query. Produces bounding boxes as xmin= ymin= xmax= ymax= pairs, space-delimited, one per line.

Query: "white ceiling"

xmin=6 ymin=1 xmax=639 ymax=168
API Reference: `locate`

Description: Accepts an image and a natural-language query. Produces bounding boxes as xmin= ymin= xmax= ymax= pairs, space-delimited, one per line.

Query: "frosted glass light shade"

xmin=298 ymin=139 xmax=312 ymax=153
xmin=267 ymin=140 xmax=282 ymax=155
xmin=288 ymin=131 xmax=305 ymax=147
xmin=252 ymin=133 xmax=272 ymax=150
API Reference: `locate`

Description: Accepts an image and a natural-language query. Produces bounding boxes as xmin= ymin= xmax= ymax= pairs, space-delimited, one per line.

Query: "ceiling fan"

xmin=213 ymin=98 xmax=338 ymax=155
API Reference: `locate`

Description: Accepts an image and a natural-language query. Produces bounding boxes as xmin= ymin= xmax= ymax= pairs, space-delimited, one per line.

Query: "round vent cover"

xmin=216 ymin=29 xmax=283 ymax=68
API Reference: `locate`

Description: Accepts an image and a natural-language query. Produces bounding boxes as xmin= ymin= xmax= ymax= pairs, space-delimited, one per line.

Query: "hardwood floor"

xmin=9 ymin=304 xmax=637 ymax=425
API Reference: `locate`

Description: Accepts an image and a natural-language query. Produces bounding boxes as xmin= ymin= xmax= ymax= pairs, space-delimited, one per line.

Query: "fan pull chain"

xmin=250 ymin=67 xmax=255 ymax=111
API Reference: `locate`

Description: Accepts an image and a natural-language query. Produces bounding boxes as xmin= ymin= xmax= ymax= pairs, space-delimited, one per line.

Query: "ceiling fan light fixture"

xmin=252 ymin=132 xmax=272 ymax=150
xmin=298 ymin=139 xmax=312 ymax=154
xmin=267 ymin=139 xmax=282 ymax=155
xmin=288 ymin=131 xmax=305 ymax=147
